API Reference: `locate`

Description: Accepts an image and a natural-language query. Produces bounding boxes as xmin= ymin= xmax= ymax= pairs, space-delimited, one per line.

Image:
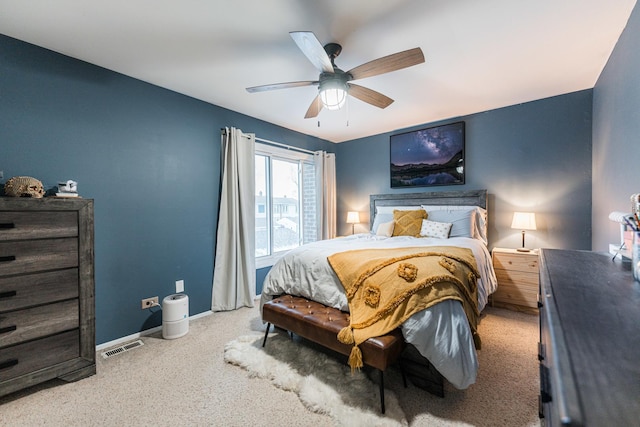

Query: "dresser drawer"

xmin=0 ymin=269 xmax=79 ymax=312
xmin=493 ymin=252 xmax=538 ymax=273
xmin=0 ymin=330 xmax=79 ymax=381
xmin=495 ymin=268 xmax=539 ymax=287
xmin=0 ymin=299 xmax=79 ymax=348
xmin=0 ymin=238 xmax=78 ymax=276
xmin=492 ymin=280 xmax=538 ymax=307
xmin=0 ymin=211 xmax=78 ymax=241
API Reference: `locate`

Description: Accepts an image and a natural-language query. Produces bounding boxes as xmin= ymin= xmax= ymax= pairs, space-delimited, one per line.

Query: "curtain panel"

xmin=314 ymin=151 xmax=337 ymax=240
xmin=212 ymin=127 xmax=256 ymax=311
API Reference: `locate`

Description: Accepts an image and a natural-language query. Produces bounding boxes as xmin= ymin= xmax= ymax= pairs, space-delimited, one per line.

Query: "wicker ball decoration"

xmin=4 ymin=176 xmax=45 ymax=198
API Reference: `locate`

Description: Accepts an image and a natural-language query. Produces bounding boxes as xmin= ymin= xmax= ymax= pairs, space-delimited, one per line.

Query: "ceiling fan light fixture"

xmin=320 ymin=87 xmax=347 ymax=110
xmin=319 ymin=76 xmax=348 ymax=110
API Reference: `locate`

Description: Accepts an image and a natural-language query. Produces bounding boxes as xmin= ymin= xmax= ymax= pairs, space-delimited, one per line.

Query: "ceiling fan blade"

xmin=347 ymin=47 xmax=425 ymax=80
xmin=290 ymin=31 xmax=334 ymax=73
xmin=348 ymin=83 xmax=394 ymax=109
xmin=304 ymin=94 xmax=323 ymax=119
xmin=246 ymin=81 xmax=317 ymax=93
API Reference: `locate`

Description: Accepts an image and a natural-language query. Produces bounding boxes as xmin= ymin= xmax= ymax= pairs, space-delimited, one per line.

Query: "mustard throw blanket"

xmin=327 ymin=246 xmax=481 ymax=370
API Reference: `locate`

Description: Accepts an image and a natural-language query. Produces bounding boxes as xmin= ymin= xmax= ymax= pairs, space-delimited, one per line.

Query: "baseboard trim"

xmin=96 ymin=310 xmax=213 ymax=351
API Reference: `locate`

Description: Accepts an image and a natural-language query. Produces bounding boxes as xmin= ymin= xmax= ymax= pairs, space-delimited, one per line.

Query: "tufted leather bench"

xmin=262 ymin=294 xmax=406 ymax=414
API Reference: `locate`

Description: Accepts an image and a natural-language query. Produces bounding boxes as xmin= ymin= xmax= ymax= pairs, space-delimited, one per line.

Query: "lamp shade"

xmin=511 ymin=212 xmax=537 ymax=230
xmin=346 ymin=211 xmax=360 ymax=224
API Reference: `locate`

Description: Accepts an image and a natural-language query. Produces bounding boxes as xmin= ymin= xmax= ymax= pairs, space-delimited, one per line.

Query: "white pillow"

xmin=371 ymin=213 xmax=393 ymax=233
xmin=420 ymin=219 xmax=452 ymax=239
xmin=421 ymin=205 xmax=487 ymax=244
xmin=376 ymin=221 xmax=395 ymax=237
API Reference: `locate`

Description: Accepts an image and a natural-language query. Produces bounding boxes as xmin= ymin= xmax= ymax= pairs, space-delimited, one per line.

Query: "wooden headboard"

xmin=369 ymin=189 xmax=488 ymax=226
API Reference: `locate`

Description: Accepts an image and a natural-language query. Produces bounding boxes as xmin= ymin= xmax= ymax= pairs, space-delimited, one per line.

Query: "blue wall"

xmin=335 ymin=90 xmax=593 ymax=251
xmin=592 ymin=2 xmax=640 ymax=252
xmin=0 ymin=34 xmax=331 ymax=344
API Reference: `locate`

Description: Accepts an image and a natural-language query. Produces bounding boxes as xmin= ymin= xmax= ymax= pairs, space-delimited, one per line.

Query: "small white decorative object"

xmin=57 ymin=180 xmax=77 ymax=193
xmin=56 ymin=180 xmax=79 ymax=197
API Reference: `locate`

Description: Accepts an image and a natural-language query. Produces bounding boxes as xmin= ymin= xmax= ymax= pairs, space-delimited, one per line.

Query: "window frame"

xmin=255 ymin=142 xmax=315 ymax=269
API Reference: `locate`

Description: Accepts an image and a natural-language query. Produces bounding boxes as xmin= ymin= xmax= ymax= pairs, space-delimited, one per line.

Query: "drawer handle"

xmin=0 ymin=359 xmax=19 ymax=370
xmin=0 ymin=255 xmax=16 ymax=263
xmin=0 ymin=223 xmax=15 ymax=229
xmin=0 ymin=290 xmax=17 ymax=299
xmin=0 ymin=325 xmax=17 ymax=334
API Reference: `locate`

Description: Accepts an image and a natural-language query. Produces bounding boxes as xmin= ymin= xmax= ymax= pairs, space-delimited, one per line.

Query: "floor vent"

xmin=101 ymin=339 xmax=144 ymax=359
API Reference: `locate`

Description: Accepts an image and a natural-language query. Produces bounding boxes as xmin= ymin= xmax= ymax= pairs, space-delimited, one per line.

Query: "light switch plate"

xmin=176 ymin=279 xmax=184 ymax=293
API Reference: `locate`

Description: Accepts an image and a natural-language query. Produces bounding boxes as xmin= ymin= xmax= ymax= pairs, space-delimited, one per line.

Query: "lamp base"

xmin=517 ymin=247 xmax=532 ymax=252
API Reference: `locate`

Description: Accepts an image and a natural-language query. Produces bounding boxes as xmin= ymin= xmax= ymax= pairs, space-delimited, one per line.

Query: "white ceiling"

xmin=0 ymin=0 xmax=636 ymax=143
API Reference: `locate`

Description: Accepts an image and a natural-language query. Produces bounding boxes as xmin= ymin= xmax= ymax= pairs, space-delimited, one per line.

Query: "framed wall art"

xmin=390 ymin=121 xmax=465 ymax=188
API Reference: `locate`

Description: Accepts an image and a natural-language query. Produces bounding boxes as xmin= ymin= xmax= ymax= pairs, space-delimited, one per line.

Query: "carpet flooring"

xmin=0 ymin=304 xmax=540 ymax=426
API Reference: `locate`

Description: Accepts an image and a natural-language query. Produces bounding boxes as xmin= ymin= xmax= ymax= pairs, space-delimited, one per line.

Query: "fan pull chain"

xmin=346 ymin=95 xmax=349 ymax=127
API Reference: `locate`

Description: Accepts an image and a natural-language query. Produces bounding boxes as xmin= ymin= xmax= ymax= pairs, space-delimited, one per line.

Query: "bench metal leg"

xmin=399 ymin=362 xmax=408 ymax=388
xmin=262 ymin=323 xmax=271 ymax=347
xmin=379 ymin=369 xmax=386 ymax=414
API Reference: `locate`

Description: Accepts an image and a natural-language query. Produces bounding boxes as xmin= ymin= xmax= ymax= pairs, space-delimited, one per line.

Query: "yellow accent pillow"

xmin=392 ymin=209 xmax=427 ymax=237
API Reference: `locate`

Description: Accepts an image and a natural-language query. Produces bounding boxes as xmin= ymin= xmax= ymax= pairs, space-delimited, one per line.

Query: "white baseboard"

xmin=96 ymin=310 xmax=213 ymax=351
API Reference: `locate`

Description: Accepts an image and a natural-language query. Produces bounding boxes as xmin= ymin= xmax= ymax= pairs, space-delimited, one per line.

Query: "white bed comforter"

xmin=260 ymin=233 xmax=498 ymax=389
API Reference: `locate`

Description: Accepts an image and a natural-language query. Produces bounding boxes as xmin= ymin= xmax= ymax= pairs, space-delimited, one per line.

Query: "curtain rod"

xmin=221 ymin=128 xmax=317 ymax=155
xmin=255 ymin=137 xmax=316 ymax=155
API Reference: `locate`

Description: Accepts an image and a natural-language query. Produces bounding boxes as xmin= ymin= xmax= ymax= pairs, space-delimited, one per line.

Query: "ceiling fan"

xmin=246 ymin=31 xmax=425 ymax=119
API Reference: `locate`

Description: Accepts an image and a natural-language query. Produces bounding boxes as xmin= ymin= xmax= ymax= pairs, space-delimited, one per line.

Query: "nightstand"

xmin=491 ymin=247 xmax=539 ymax=313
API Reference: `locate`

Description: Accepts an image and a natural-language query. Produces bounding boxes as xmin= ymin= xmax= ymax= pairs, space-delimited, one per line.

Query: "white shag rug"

xmin=224 ymin=332 xmax=408 ymax=427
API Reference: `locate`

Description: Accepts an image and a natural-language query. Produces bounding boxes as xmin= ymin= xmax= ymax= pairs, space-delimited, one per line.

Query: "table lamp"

xmin=346 ymin=211 xmax=360 ymax=235
xmin=511 ymin=212 xmax=536 ymax=252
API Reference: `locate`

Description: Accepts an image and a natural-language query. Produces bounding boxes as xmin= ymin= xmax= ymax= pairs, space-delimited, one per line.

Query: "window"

xmin=255 ymin=143 xmax=317 ymax=268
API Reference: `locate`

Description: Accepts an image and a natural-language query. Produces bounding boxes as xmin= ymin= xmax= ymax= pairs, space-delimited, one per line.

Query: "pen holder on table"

xmin=633 ymin=231 xmax=640 ymax=282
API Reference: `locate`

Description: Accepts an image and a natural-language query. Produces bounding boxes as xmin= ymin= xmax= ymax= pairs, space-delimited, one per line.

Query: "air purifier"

xmin=162 ymin=293 xmax=189 ymax=339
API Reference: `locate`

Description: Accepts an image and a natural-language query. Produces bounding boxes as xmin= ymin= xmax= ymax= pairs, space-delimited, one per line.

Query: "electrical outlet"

xmin=175 ymin=279 xmax=184 ymax=293
xmin=141 ymin=296 xmax=159 ymax=309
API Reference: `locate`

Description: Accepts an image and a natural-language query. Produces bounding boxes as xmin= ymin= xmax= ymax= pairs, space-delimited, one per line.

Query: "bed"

xmin=260 ymin=189 xmax=497 ymax=390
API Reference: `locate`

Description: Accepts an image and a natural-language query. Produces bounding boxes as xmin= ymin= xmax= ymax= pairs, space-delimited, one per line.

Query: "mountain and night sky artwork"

xmin=390 ymin=121 xmax=465 ymax=188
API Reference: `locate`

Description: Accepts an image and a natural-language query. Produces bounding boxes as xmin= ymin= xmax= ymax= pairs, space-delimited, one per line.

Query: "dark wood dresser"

xmin=538 ymin=249 xmax=640 ymax=426
xmin=0 ymin=198 xmax=95 ymax=396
